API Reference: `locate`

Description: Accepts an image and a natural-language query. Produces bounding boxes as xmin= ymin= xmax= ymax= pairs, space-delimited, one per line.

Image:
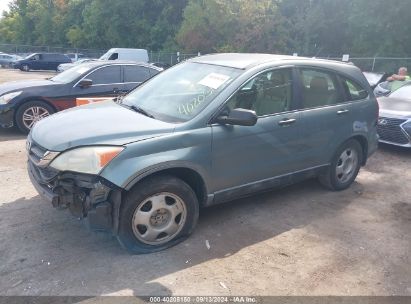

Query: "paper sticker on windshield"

xmin=198 ymin=73 xmax=231 ymax=89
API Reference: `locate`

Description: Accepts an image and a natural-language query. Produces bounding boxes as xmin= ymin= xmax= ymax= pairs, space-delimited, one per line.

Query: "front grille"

xmin=377 ymin=117 xmax=409 ymax=145
xmin=29 ymin=159 xmax=59 ymax=182
xmin=28 ymin=140 xmax=59 ymax=182
xmin=28 ymin=140 xmax=48 ymax=163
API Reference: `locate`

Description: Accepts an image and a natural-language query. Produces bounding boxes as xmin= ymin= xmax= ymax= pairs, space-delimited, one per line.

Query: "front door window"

xmin=226 ymin=68 xmax=292 ymax=116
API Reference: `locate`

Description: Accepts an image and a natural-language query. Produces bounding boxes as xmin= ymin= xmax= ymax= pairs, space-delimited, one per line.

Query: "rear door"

xmin=40 ymin=54 xmax=53 ymax=70
xmin=295 ymin=67 xmax=354 ymax=168
xmin=50 ymin=54 xmax=63 ymax=70
xmin=122 ymin=65 xmax=152 ymax=93
xmin=70 ymin=65 xmax=124 ymax=100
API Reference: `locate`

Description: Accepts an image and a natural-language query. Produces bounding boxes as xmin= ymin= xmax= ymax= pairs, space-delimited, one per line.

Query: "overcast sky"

xmin=0 ymin=0 xmax=12 ymax=14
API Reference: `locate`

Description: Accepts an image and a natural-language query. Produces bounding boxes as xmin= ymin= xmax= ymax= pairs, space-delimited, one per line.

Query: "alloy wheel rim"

xmin=132 ymin=192 xmax=187 ymax=245
xmin=335 ymin=148 xmax=358 ymax=184
xmin=22 ymin=106 xmax=50 ymax=129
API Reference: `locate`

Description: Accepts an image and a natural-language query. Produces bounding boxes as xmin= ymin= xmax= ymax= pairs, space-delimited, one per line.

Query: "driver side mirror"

xmin=78 ymin=79 xmax=93 ymax=88
xmin=215 ymin=108 xmax=257 ymax=126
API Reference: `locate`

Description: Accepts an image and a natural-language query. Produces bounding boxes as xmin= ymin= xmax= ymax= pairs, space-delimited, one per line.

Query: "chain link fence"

xmin=318 ymin=56 xmax=411 ymax=74
xmin=148 ymin=51 xmax=200 ymax=66
xmin=0 ymin=44 xmax=200 ymax=65
xmin=0 ymin=43 xmax=105 ymax=59
xmin=2 ymin=43 xmax=411 ymax=73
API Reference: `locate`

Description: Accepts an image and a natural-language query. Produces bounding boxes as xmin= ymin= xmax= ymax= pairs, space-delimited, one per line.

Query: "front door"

xmin=211 ymin=68 xmax=306 ymax=199
xmin=70 ymin=65 xmax=124 ymax=103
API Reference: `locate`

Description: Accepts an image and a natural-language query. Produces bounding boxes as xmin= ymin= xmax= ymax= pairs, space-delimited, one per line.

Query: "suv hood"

xmin=0 ymin=79 xmax=56 ymax=96
xmin=30 ymin=100 xmax=176 ymax=151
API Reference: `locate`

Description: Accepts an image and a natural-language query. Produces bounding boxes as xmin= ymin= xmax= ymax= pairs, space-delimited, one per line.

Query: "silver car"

xmin=57 ymin=58 xmax=97 ymax=72
xmin=377 ymin=85 xmax=411 ymax=147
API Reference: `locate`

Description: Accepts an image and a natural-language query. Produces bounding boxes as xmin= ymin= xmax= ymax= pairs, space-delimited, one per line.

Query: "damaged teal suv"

xmin=27 ymin=53 xmax=378 ymax=253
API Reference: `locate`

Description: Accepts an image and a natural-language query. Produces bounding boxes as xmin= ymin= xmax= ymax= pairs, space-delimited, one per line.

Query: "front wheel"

xmin=21 ymin=64 xmax=30 ymax=72
xmin=117 ymin=175 xmax=199 ymax=254
xmin=15 ymin=100 xmax=55 ymax=133
xmin=319 ymin=139 xmax=363 ymax=191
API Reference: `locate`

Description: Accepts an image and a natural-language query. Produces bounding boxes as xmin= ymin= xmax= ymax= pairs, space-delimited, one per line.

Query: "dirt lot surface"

xmin=0 ymin=68 xmax=56 ymax=83
xmin=0 ymin=70 xmax=410 ymax=297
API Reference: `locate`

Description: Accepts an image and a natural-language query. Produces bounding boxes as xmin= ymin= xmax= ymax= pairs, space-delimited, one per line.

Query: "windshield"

xmin=99 ymin=52 xmax=110 ymax=60
xmin=389 ymin=85 xmax=411 ymax=100
xmin=24 ymin=53 xmax=36 ymax=60
xmin=50 ymin=64 xmax=94 ymax=83
xmin=122 ymin=62 xmax=242 ymax=123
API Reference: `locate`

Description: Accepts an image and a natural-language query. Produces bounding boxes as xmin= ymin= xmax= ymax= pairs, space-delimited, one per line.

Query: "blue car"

xmin=13 ymin=53 xmax=71 ymax=72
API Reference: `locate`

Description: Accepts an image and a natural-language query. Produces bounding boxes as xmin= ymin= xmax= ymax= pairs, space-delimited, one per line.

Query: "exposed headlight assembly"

xmin=0 ymin=91 xmax=22 ymax=104
xmin=49 ymin=146 xmax=124 ymax=174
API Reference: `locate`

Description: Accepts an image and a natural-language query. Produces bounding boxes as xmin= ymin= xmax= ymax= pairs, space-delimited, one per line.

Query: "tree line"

xmin=1 ymin=0 xmax=410 ymax=57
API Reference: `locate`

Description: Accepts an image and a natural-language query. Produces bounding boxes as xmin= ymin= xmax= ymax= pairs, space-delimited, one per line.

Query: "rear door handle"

xmin=278 ymin=118 xmax=296 ymax=126
xmin=337 ymin=109 xmax=349 ymax=115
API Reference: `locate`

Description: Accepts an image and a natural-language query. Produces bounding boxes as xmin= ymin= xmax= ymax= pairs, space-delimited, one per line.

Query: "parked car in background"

xmin=373 ymin=80 xmax=411 ymax=97
xmin=13 ymin=53 xmax=71 ymax=71
xmin=65 ymin=53 xmax=86 ymax=62
xmin=0 ymin=61 xmax=162 ymax=133
xmin=57 ymin=58 xmax=98 ymax=72
xmin=377 ymin=84 xmax=411 ymax=147
xmin=99 ymin=48 xmax=149 ymax=62
xmin=26 ymin=53 xmax=378 ymax=253
xmin=363 ymin=71 xmax=388 ymax=89
xmin=0 ymin=53 xmax=22 ymax=68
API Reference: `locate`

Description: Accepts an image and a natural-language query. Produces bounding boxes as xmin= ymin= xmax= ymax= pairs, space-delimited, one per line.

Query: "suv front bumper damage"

xmin=28 ymin=160 xmax=121 ymax=233
xmin=0 ymin=105 xmax=15 ymax=128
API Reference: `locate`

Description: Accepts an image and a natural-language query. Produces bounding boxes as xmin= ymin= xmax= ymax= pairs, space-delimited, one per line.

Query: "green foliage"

xmin=0 ymin=0 xmax=410 ymax=56
xmin=0 ymin=0 xmax=187 ymax=51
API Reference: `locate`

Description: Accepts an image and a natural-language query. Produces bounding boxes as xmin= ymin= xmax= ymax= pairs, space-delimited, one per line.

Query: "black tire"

xmin=117 ymin=175 xmax=199 ymax=254
xmin=319 ymin=139 xmax=363 ymax=191
xmin=15 ymin=100 xmax=55 ymax=134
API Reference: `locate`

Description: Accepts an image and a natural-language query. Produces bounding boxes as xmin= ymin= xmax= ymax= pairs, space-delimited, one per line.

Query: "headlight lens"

xmin=0 ymin=91 xmax=22 ymax=104
xmin=49 ymin=146 xmax=124 ymax=174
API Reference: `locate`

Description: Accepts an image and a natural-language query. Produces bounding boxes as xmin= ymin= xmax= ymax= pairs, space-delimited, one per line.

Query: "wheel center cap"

xmin=150 ymin=208 xmax=170 ymax=227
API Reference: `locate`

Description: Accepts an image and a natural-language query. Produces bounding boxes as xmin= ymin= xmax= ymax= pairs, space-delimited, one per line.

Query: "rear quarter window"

xmin=340 ymin=77 xmax=368 ymax=101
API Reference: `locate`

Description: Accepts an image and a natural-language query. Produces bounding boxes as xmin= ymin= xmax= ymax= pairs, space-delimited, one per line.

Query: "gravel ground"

xmin=0 ymin=69 xmax=410 ymax=297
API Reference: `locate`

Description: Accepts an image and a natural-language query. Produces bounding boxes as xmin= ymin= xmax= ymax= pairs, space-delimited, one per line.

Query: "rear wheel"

xmin=319 ymin=139 xmax=363 ymax=191
xmin=117 ymin=175 xmax=199 ymax=254
xmin=15 ymin=100 xmax=55 ymax=133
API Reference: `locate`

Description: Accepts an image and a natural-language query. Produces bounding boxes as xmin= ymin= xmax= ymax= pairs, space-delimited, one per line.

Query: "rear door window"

xmin=299 ymin=68 xmax=343 ymax=108
xmin=87 ymin=65 xmax=121 ymax=85
xmin=123 ymin=65 xmax=151 ymax=83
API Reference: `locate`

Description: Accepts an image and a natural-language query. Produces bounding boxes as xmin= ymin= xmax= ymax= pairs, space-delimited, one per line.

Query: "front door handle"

xmin=337 ymin=109 xmax=349 ymax=115
xmin=278 ymin=118 xmax=296 ymax=126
